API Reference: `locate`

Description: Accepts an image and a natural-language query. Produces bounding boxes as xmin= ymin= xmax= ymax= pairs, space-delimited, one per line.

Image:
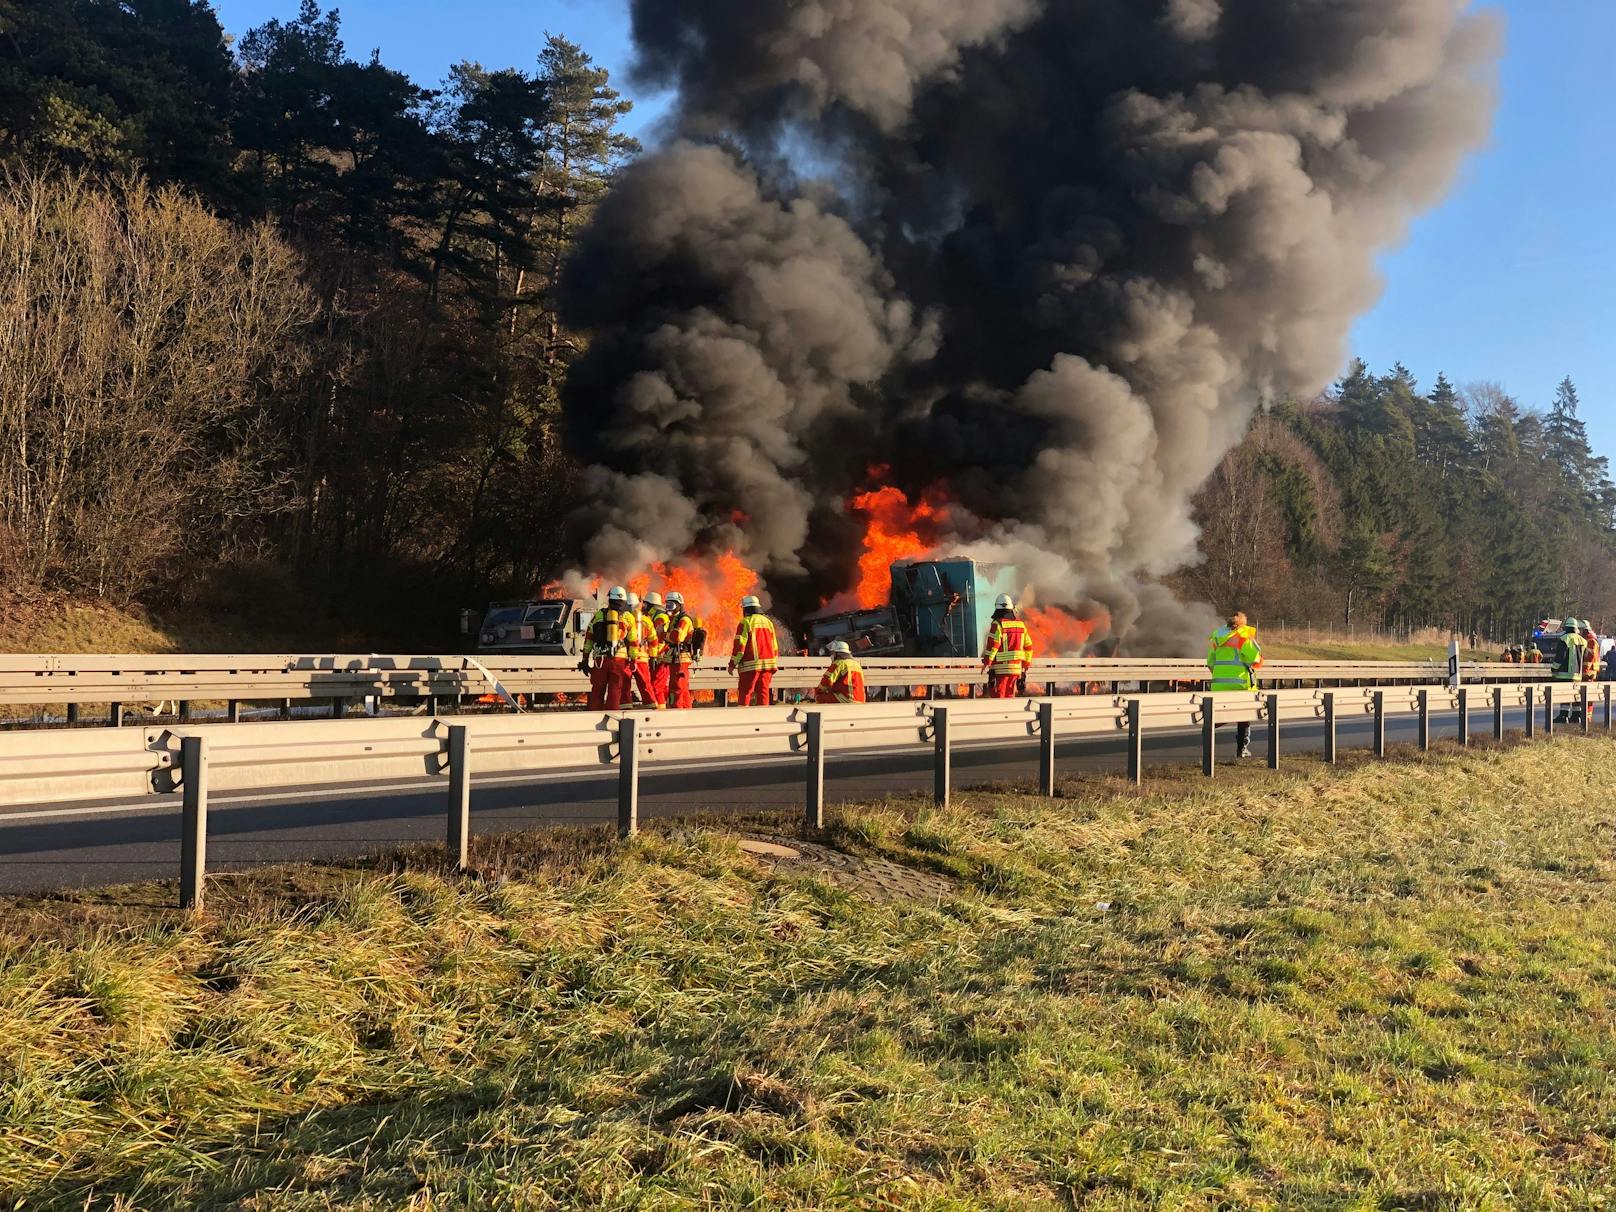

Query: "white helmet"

xmin=644 ymin=591 xmax=663 ymax=607
xmin=1565 ymin=618 xmax=1580 ymax=632
xmin=828 ymin=640 xmax=852 ymax=657
xmin=627 ymin=592 xmax=640 ymax=608
xmin=741 ymin=595 xmax=762 ymax=610
xmin=607 ymin=585 xmax=628 ymax=604
xmin=666 ymin=591 xmax=684 ymax=606
xmin=995 ymin=594 xmax=1016 ymax=611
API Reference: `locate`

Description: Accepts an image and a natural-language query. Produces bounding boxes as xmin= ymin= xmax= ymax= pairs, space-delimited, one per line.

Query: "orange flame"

xmin=628 ymin=551 xmax=760 ymax=653
xmin=847 ymin=472 xmax=946 ymax=608
xmin=1023 ymin=606 xmax=1109 ymax=656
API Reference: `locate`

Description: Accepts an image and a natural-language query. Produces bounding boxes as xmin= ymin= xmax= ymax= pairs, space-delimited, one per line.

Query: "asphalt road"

xmin=0 ymin=705 xmax=1564 ymax=896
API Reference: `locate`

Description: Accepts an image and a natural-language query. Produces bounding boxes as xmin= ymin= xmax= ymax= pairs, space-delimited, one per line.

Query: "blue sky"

xmin=210 ymin=0 xmax=1615 ymax=451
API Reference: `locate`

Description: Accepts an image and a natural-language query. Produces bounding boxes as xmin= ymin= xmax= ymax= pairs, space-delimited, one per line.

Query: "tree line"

xmin=1 ymin=0 xmax=634 ymax=631
xmin=1180 ymin=365 xmax=1616 ymax=642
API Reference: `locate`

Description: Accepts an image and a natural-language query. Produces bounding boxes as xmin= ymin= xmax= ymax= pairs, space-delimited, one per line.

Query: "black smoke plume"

xmin=561 ymin=0 xmax=1499 ymax=650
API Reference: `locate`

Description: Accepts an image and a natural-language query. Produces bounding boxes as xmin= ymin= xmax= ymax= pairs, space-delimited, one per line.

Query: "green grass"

xmin=1261 ymin=637 xmax=1493 ymax=662
xmin=3 ymin=740 xmax=1615 ymax=1209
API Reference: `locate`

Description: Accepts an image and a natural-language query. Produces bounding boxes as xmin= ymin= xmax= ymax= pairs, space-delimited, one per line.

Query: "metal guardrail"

xmin=0 ymin=652 xmax=1552 ymax=720
xmin=5 ymin=677 xmax=1607 ymax=910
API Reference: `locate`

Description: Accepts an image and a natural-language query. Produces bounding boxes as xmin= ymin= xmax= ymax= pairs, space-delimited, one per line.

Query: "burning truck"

xmin=805 ymin=557 xmax=1024 ymax=660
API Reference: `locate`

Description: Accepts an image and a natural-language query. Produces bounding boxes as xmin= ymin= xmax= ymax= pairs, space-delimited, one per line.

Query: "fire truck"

xmin=805 ymin=557 xmax=1022 ymax=659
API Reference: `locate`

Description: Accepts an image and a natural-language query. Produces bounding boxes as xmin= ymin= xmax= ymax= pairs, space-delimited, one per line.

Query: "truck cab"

xmin=476 ymin=599 xmax=591 ymax=657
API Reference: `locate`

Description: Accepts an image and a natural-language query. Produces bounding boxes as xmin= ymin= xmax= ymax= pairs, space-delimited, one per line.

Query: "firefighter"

xmin=1558 ymin=618 xmax=1589 ymax=683
xmin=981 ymin=595 xmax=1035 ymax=698
xmin=644 ymin=591 xmax=673 ymax=706
xmin=1581 ymin=620 xmax=1601 ymax=682
xmin=1207 ymin=610 xmax=1263 ymax=759
xmin=814 ymin=640 xmax=867 ymax=704
xmin=586 ymin=586 xmax=630 ymax=710
xmin=729 ymin=595 xmax=779 ymax=705
xmin=1551 ymin=617 xmax=1589 ymax=723
xmin=624 ymin=593 xmax=663 ymax=708
xmin=663 ymin=591 xmax=705 ymax=709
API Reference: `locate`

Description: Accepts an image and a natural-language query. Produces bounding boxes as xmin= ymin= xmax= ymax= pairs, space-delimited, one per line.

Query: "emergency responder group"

xmin=582 ymin=587 xmax=1044 ymax=708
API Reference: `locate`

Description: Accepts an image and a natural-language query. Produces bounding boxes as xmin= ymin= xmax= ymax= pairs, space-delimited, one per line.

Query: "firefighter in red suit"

xmin=586 ymin=586 xmax=630 ymax=710
xmin=728 ymin=595 xmax=779 ymax=706
xmin=981 ymin=595 xmax=1035 ymax=699
xmin=814 ymin=640 xmax=867 ymax=704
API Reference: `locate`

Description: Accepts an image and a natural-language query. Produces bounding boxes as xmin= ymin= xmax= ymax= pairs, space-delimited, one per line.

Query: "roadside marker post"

xmin=1201 ymin=696 xmax=1216 ymax=778
xmin=179 ymin=736 xmax=209 ymax=912
xmin=447 ymin=725 xmax=471 ymax=870
xmin=933 ymin=706 xmax=951 ymax=808
xmin=618 ymin=716 xmax=640 ymax=839
xmin=1322 ymin=692 xmax=1337 ymax=764
xmin=805 ymin=712 xmax=826 ymax=830
xmin=1038 ymin=701 xmax=1058 ymax=796
xmin=1125 ymin=700 xmax=1143 ymax=786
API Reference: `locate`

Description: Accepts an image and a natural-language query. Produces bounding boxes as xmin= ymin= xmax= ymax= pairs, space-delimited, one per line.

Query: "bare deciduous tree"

xmin=0 ymin=170 xmax=313 ymax=600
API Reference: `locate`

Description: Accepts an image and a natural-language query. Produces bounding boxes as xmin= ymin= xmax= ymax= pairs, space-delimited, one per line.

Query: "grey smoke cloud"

xmin=562 ymin=0 xmax=1500 ymax=652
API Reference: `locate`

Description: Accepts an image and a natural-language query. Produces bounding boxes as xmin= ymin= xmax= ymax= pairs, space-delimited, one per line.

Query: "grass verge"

xmin=2 ymin=741 xmax=1614 ymax=1209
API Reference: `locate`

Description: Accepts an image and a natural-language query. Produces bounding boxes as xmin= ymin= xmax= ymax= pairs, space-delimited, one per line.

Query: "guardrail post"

xmin=805 ymin=711 xmax=826 ymax=830
xmin=1543 ymin=687 xmax=1554 ymax=737
xmin=109 ymin=702 xmax=124 ymax=728
xmin=447 ymin=724 xmax=471 ymax=870
xmin=1525 ymin=687 xmax=1535 ymax=739
xmin=179 ymin=736 xmax=208 ymax=912
xmin=1580 ymin=685 xmax=1591 ymax=735
xmin=1125 ymin=699 xmax=1143 ymax=786
xmin=1266 ymin=694 xmax=1280 ymax=770
xmin=65 ymin=702 xmax=80 ymax=726
xmin=1493 ymin=687 xmax=1505 ymax=742
xmin=1038 ymin=701 xmax=1057 ymax=796
xmin=1417 ymin=689 xmax=1431 ymax=752
xmin=1456 ymin=689 xmax=1469 ymax=748
xmin=618 ymin=716 xmax=640 ymax=839
xmin=1322 ymin=692 xmax=1336 ymax=764
xmin=1201 ymin=696 xmax=1216 ymax=778
xmin=1373 ymin=691 xmax=1386 ymax=757
xmin=933 ymin=706 xmax=951 ymax=807
xmin=228 ymin=700 xmax=243 ymax=724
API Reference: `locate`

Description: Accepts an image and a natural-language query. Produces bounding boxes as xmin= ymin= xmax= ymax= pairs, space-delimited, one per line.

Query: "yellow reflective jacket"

xmin=1556 ymin=631 xmax=1588 ymax=682
xmin=731 ymin=613 xmax=779 ymax=673
xmin=983 ymin=617 xmax=1035 ymax=676
xmin=1207 ymin=625 xmax=1262 ymax=692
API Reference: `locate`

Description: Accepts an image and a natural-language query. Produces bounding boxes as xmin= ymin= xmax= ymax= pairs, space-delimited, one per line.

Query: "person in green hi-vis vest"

xmin=1207 ymin=610 xmax=1264 ymax=759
